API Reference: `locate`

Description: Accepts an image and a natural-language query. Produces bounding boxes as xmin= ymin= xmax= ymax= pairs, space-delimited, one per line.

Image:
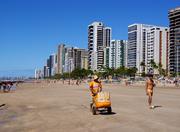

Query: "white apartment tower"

xmin=168 ymin=7 xmax=180 ymax=75
xmin=128 ymin=24 xmax=153 ymax=73
xmin=57 ymin=44 xmax=65 ymax=74
xmin=109 ymin=40 xmax=127 ymax=69
xmin=104 ymin=47 xmax=110 ymax=68
xmin=146 ymin=27 xmax=169 ymax=74
xmin=128 ymin=23 xmax=169 ymax=74
xmin=64 ymin=47 xmax=74 ymax=73
xmin=88 ymin=22 xmax=111 ymax=71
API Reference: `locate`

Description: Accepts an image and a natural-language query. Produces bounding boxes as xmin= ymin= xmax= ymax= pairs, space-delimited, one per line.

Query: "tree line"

xmin=47 ymin=59 xmax=178 ymax=80
xmin=49 ymin=66 xmax=138 ymax=80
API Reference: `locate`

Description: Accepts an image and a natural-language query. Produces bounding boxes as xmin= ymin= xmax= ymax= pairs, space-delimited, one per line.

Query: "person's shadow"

xmin=0 ymin=104 xmax=6 ymax=110
xmin=153 ymin=105 xmax=163 ymax=109
xmin=0 ymin=104 xmax=5 ymax=107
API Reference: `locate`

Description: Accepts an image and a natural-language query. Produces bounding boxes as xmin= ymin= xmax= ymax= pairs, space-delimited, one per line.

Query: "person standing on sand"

xmin=146 ymin=74 xmax=155 ymax=109
xmin=89 ymin=75 xmax=102 ymax=107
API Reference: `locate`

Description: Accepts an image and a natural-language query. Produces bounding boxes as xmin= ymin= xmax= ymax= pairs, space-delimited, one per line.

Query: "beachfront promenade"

xmin=0 ymin=81 xmax=180 ymax=132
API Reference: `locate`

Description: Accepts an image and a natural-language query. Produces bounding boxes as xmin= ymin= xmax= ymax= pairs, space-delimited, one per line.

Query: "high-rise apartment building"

xmin=146 ymin=27 xmax=169 ymax=74
xmin=49 ymin=54 xmax=57 ymax=76
xmin=43 ymin=54 xmax=57 ymax=77
xmin=104 ymin=47 xmax=110 ymax=68
xmin=128 ymin=24 xmax=153 ymax=73
xmin=35 ymin=69 xmax=43 ymax=79
xmin=128 ymin=24 xmax=169 ymax=74
xmin=57 ymin=44 xmax=88 ymax=73
xmin=64 ymin=47 xmax=74 ymax=73
xmin=168 ymin=7 xmax=180 ymax=75
xmin=57 ymin=44 xmax=65 ymax=74
xmin=109 ymin=40 xmax=127 ymax=69
xmin=81 ymin=50 xmax=88 ymax=70
xmin=81 ymin=55 xmax=88 ymax=70
xmin=88 ymin=22 xmax=112 ymax=71
xmin=43 ymin=66 xmax=49 ymax=78
xmin=74 ymin=49 xmax=88 ymax=69
xmin=104 ymin=27 xmax=111 ymax=47
xmin=124 ymin=40 xmax=128 ymax=67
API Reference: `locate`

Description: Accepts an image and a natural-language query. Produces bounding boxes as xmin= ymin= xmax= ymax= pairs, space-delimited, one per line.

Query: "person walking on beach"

xmin=146 ymin=74 xmax=155 ymax=109
xmin=89 ymin=75 xmax=102 ymax=106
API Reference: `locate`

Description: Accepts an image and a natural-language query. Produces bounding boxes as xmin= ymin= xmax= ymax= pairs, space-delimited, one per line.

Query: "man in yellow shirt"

xmin=89 ymin=75 xmax=102 ymax=108
xmin=89 ymin=75 xmax=102 ymax=96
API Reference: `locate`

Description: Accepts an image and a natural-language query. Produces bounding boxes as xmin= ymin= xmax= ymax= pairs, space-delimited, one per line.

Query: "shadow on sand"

xmin=154 ymin=105 xmax=162 ymax=108
xmin=0 ymin=104 xmax=6 ymax=110
xmin=0 ymin=104 xmax=6 ymax=108
xmin=152 ymin=105 xmax=163 ymax=109
xmin=98 ymin=110 xmax=116 ymax=115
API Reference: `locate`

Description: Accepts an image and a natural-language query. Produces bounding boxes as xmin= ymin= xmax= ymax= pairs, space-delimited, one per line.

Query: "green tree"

xmin=150 ymin=60 xmax=158 ymax=74
xmin=115 ymin=66 xmax=127 ymax=77
xmin=100 ymin=66 xmax=115 ymax=78
xmin=140 ymin=61 xmax=146 ymax=73
xmin=71 ymin=68 xmax=94 ymax=79
xmin=61 ymin=73 xmax=70 ymax=79
xmin=126 ymin=67 xmax=137 ymax=77
xmin=158 ymin=63 xmax=163 ymax=75
xmin=53 ymin=74 xmax=61 ymax=79
xmin=150 ymin=60 xmax=158 ymax=69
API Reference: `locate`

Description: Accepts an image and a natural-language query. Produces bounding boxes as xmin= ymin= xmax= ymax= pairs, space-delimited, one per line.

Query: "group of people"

xmin=89 ymin=74 xmax=156 ymax=109
xmin=0 ymin=81 xmax=15 ymax=93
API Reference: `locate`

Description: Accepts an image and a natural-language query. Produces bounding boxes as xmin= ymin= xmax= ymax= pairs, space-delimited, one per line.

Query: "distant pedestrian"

xmin=174 ymin=78 xmax=179 ymax=87
xmin=76 ymin=79 xmax=79 ymax=85
xmin=146 ymin=74 xmax=155 ymax=109
xmin=0 ymin=82 xmax=2 ymax=92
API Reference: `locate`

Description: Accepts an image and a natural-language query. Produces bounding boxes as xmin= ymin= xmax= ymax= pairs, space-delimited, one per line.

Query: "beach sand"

xmin=0 ymin=81 xmax=180 ymax=132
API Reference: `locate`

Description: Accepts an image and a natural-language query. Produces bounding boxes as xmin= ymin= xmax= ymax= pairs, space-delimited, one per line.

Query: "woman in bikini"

xmin=146 ymin=74 xmax=155 ymax=109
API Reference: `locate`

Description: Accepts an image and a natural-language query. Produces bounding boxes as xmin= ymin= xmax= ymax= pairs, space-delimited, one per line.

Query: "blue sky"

xmin=0 ymin=0 xmax=179 ymax=77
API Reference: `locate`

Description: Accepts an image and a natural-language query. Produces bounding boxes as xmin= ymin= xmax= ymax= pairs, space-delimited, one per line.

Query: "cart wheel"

xmin=90 ymin=103 xmax=93 ymax=112
xmin=92 ymin=106 xmax=96 ymax=115
xmin=107 ymin=107 xmax=112 ymax=114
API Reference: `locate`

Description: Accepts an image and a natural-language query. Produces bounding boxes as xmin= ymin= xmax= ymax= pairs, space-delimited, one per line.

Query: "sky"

xmin=0 ymin=0 xmax=179 ymax=77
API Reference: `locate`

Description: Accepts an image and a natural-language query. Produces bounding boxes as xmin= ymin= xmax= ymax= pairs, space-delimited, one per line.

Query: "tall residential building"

xmin=35 ymin=69 xmax=43 ymax=79
xmin=45 ymin=55 xmax=55 ymax=77
xmin=145 ymin=27 xmax=169 ymax=74
xmin=124 ymin=40 xmax=128 ymax=67
xmin=74 ymin=48 xmax=83 ymax=69
xmin=54 ymin=54 xmax=58 ymax=74
xmin=104 ymin=47 xmax=110 ymax=68
xmin=128 ymin=24 xmax=153 ymax=73
xmin=104 ymin=27 xmax=112 ymax=47
xmin=64 ymin=47 xmax=74 ymax=73
xmin=74 ymin=49 xmax=88 ymax=69
xmin=57 ymin=44 xmax=65 ymax=74
xmin=168 ymin=7 xmax=180 ymax=75
xmin=88 ymin=22 xmax=112 ymax=71
xmin=81 ymin=54 xmax=88 ymax=70
xmin=43 ymin=66 xmax=49 ymax=78
xmin=57 ymin=44 xmax=88 ymax=73
xmin=81 ymin=49 xmax=88 ymax=70
xmin=128 ymin=24 xmax=169 ymax=74
xmin=109 ymin=40 xmax=127 ymax=69
xmin=49 ymin=54 xmax=57 ymax=76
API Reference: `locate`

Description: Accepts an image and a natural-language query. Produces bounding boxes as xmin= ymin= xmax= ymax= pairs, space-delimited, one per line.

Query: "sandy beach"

xmin=0 ymin=81 xmax=180 ymax=132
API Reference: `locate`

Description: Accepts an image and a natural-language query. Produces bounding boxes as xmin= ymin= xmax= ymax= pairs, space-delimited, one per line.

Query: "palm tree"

xmin=140 ymin=61 xmax=146 ymax=67
xmin=115 ymin=66 xmax=126 ymax=77
xmin=150 ymin=60 xmax=158 ymax=74
xmin=140 ymin=61 xmax=146 ymax=75
xmin=126 ymin=67 xmax=137 ymax=77
xmin=158 ymin=63 xmax=163 ymax=75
